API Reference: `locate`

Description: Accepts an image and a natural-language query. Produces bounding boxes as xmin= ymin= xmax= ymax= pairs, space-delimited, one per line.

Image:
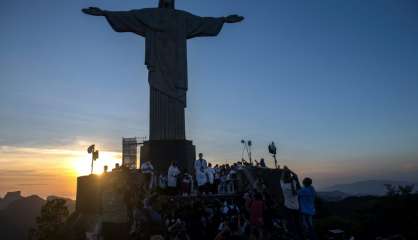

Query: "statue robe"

xmin=104 ymin=8 xmax=224 ymax=140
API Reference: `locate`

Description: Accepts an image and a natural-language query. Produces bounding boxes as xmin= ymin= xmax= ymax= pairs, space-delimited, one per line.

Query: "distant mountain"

xmin=0 ymin=192 xmax=76 ymax=240
xmin=317 ymin=190 xmax=351 ymax=201
xmin=0 ymin=194 xmax=45 ymax=240
xmin=324 ymin=180 xmax=417 ymax=196
xmin=0 ymin=191 xmax=23 ymax=210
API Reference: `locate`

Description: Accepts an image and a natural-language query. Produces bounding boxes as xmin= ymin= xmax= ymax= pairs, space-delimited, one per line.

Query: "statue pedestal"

xmin=140 ymin=140 xmax=196 ymax=173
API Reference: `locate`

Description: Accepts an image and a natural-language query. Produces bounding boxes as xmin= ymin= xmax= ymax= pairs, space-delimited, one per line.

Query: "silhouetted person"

xmin=206 ymin=163 xmax=216 ymax=193
xmin=249 ymin=193 xmax=265 ymax=239
xmin=259 ymin=158 xmax=266 ymax=168
xmin=167 ymin=161 xmax=181 ymax=195
xmin=141 ymin=161 xmax=155 ymax=190
xmin=195 ymin=153 xmax=208 ymax=173
xmin=280 ymin=166 xmax=303 ymax=239
xmin=298 ymin=177 xmax=318 ymax=240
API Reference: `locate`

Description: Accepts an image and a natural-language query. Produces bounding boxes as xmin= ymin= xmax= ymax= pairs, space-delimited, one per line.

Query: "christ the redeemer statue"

xmin=83 ymin=0 xmax=243 ymax=141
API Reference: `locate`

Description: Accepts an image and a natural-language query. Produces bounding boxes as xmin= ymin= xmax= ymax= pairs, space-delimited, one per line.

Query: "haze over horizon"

xmin=1 ymin=0 xmax=418 ymax=198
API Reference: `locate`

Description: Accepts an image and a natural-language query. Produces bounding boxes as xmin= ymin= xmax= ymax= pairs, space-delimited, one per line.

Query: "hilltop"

xmin=0 ymin=191 xmax=75 ymax=240
xmin=323 ymin=180 xmax=417 ymax=196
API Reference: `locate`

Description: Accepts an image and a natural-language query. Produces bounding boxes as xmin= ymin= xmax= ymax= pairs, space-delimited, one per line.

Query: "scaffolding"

xmin=122 ymin=137 xmax=145 ymax=169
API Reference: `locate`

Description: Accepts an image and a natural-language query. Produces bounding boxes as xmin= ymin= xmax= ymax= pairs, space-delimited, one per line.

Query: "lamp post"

xmin=87 ymin=144 xmax=99 ymax=175
xmin=241 ymin=139 xmax=253 ymax=165
xmin=268 ymin=141 xmax=278 ymax=169
xmin=248 ymin=140 xmax=252 ymax=164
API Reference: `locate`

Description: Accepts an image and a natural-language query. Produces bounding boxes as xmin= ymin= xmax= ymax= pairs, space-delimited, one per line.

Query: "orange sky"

xmin=0 ymin=143 xmax=121 ymax=199
xmin=2 ymin=0 xmax=418 ymax=199
xmin=2 ymin=140 xmax=417 ymax=199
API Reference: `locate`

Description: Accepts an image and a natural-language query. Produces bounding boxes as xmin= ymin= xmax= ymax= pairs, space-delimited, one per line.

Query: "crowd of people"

xmin=140 ymin=153 xmax=252 ymax=196
xmin=102 ymin=154 xmax=318 ymax=240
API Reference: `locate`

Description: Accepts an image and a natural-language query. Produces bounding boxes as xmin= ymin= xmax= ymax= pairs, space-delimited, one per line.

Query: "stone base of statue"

xmin=140 ymin=140 xmax=196 ymax=173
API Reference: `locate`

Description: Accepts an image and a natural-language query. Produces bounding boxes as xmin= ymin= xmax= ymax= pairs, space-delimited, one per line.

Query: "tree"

xmin=31 ymin=198 xmax=69 ymax=240
xmin=384 ymin=184 xmax=398 ymax=196
xmin=398 ymin=184 xmax=415 ymax=196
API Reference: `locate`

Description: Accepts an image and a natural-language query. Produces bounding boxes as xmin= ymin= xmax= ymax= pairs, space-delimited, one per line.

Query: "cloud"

xmin=0 ymin=169 xmax=57 ymax=178
xmin=16 ymin=183 xmax=49 ymax=186
xmin=0 ymin=145 xmax=83 ymax=155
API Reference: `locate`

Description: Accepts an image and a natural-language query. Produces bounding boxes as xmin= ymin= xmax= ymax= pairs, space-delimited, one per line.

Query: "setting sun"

xmin=73 ymin=151 xmax=122 ymax=176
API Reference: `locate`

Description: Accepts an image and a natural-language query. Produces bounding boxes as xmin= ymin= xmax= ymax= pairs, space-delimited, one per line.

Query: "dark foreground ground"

xmin=1 ymin=192 xmax=418 ymax=240
xmin=58 ymin=194 xmax=418 ymax=240
xmin=315 ymin=193 xmax=418 ymax=239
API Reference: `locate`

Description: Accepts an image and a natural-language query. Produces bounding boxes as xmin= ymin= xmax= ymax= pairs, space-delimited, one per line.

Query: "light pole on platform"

xmin=268 ymin=141 xmax=278 ymax=169
xmin=241 ymin=139 xmax=253 ymax=165
xmin=87 ymin=144 xmax=99 ymax=175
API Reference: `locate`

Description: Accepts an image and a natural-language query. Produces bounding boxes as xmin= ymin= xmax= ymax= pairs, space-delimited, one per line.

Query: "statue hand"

xmin=224 ymin=15 xmax=244 ymax=23
xmin=82 ymin=7 xmax=105 ymax=16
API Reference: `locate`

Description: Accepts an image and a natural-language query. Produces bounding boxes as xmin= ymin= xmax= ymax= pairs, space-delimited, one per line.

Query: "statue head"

xmin=159 ymin=0 xmax=175 ymax=9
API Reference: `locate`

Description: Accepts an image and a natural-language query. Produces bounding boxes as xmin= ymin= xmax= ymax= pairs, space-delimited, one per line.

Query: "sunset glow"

xmin=1 ymin=0 xmax=418 ymax=201
xmin=72 ymin=150 xmax=122 ymax=176
xmin=0 ymin=144 xmax=121 ymax=198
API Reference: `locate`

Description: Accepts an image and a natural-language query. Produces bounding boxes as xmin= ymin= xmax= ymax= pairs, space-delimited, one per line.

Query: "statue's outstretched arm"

xmin=82 ymin=7 xmax=147 ymax=36
xmin=82 ymin=7 xmax=106 ymax=16
xmin=223 ymin=15 xmax=245 ymax=24
xmin=186 ymin=13 xmax=244 ymax=39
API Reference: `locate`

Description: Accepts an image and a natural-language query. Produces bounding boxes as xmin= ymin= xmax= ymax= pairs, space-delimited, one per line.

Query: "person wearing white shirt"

xmin=196 ymin=169 xmax=207 ymax=193
xmin=280 ymin=177 xmax=299 ymax=209
xmin=159 ymin=175 xmax=167 ymax=189
xmin=141 ymin=161 xmax=154 ymax=173
xmin=195 ymin=153 xmax=208 ymax=194
xmin=206 ymin=163 xmax=215 ymax=184
xmin=226 ymin=167 xmax=238 ymax=193
xmin=141 ymin=161 xmax=155 ymax=190
xmin=194 ymin=153 xmax=208 ymax=173
xmin=280 ymin=166 xmax=303 ymax=238
xmin=205 ymin=163 xmax=216 ymax=194
xmin=167 ymin=161 xmax=181 ymax=195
